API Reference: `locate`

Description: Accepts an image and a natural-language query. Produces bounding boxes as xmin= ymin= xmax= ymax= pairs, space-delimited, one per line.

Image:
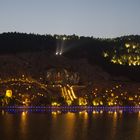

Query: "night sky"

xmin=0 ymin=0 xmax=140 ymax=37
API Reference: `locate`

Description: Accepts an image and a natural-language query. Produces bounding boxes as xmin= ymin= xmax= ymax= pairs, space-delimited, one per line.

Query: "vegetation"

xmin=0 ymin=32 xmax=140 ymax=81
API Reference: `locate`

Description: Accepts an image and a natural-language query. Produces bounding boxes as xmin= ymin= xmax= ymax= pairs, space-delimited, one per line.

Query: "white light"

xmin=62 ymin=37 xmax=66 ymax=41
xmin=55 ymin=52 xmax=58 ymax=55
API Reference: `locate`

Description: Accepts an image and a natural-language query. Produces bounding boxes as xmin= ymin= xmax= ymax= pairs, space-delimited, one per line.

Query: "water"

xmin=0 ymin=109 xmax=140 ymax=140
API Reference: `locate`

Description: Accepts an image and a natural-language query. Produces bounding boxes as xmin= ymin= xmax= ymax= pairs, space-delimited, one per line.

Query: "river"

xmin=0 ymin=108 xmax=140 ymax=140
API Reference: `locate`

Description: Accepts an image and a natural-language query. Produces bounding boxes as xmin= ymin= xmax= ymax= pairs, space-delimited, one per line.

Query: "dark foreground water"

xmin=0 ymin=108 xmax=140 ymax=140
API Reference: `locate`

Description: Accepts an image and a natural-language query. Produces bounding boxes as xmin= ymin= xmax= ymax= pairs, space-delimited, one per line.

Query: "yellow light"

xmin=115 ymin=96 xmax=118 ymax=99
xmin=100 ymin=101 xmax=103 ymax=105
xmin=66 ymin=100 xmax=72 ymax=106
xmin=129 ymin=97 xmax=133 ymax=101
xmin=22 ymin=112 xmax=26 ymax=116
xmin=100 ymin=110 xmax=103 ymax=114
xmin=125 ymin=43 xmax=130 ymax=48
xmin=93 ymin=111 xmax=96 ymax=114
xmin=61 ymin=87 xmax=65 ymax=98
xmin=133 ymin=45 xmax=136 ymax=49
xmin=111 ymin=93 xmax=114 ymax=97
xmin=52 ymin=112 xmax=57 ymax=115
xmin=93 ymin=101 xmax=99 ymax=106
xmin=70 ymin=87 xmax=77 ymax=99
xmin=51 ymin=102 xmax=58 ymax=106
xmin=108 ymin=102 xmax=113 ymax=106
xmin=67 ymin=90 xmax=74 ymax=101
xmin=114 ymin=111 xmax=117 ymax=114
xmin=5 ymin=90 xmax=12 ymax=98
xmin=84 ymin=111 xmax=88 ymax=115
xmin=79 ymin=98 xmax=87 ymax=106
xmin=79 ymin=111 xmax=82 ymax=114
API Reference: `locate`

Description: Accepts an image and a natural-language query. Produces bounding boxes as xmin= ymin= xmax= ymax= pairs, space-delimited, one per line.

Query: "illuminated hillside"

xmin=103 ymin=42 xmax=140 ymax=66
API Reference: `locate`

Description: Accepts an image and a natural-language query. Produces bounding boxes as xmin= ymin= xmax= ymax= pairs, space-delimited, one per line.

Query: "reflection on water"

xmin=51 ymin=112 xmax=76 ymax=140
xmin=0 ymin=108 xmax=140 ymax=140
xmin=20 ymin=111 xmax=28 ymax=140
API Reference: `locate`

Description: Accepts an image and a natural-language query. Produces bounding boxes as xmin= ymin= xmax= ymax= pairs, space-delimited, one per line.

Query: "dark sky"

xmin=0 ymin=0 xmax=140 ymax=37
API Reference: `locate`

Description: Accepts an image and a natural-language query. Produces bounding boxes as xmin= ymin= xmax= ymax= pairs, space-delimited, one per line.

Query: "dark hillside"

xmin=0 ymin=32 xmax=140 ymax=81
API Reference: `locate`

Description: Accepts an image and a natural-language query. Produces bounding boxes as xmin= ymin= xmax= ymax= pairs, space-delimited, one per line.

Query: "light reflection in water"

xmin=83 ymin=111 xmax=88 ymax=119
xmin=0 ymin=109 xmax=140 ymax=140
xmin=20 ymin=111 xmax=28 ymax=140
xmin=100 ymin=110 xmax=103 ymax=114
xmin=78 ymin=111 xmax=89 ymax=139
xmin=139 ymin=111 xmax=140 ymax=117
xmin=1 ymin=110 xmax=5 ymax=115
xmin=111 ymin=111 xmax=118 ymax=139
xmin=51 ymin=111 xmax=57 ymax=116
xmin=134 ymin=111 xmax=140 ymax=140
xmin=51 ymin=112 xmax=76 ymax=140
xmin=65 ymin=112 xmax=76 ymax=140
xmin=119 ymin=110 xmax=123 ymax=114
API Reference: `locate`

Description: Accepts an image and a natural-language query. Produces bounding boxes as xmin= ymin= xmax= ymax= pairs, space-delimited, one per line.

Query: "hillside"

xmin=0 ymin=32 xmax=139 ymax=82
